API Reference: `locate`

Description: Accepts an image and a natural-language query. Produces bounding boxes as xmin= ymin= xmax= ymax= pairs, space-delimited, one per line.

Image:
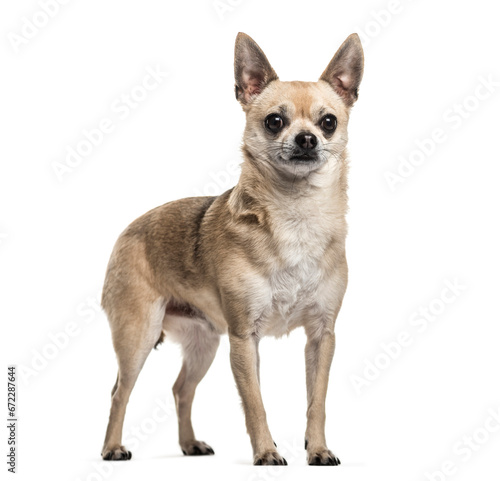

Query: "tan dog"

xmin=101 ymin=32 xmax=363 ymax=466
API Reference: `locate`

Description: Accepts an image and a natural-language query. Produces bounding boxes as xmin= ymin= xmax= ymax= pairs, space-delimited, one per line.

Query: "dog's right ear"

xmin=234 ymin=33 xmax=278 ymax=106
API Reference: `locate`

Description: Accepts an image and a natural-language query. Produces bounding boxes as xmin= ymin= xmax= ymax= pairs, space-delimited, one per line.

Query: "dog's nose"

xmin=295 ymin=132 xmax=317 ymax=150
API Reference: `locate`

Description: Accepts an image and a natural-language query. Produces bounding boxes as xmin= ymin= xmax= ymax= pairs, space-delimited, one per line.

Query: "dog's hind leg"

xmin=101 ymin=295 xmax=166 ymax=460
xmin=167 ymin=315 xmax=220 ymax=456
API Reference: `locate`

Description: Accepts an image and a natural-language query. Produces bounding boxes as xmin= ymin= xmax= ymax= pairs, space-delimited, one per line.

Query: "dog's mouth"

xmin=287 ymin=153 xmax=318 ymax=162
xmin=271 ymin=152 xmax=326 ymax=178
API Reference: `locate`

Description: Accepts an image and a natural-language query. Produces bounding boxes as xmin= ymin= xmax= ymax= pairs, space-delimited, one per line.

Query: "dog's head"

xmin=234 ymin=33 xmax=363 ymax=179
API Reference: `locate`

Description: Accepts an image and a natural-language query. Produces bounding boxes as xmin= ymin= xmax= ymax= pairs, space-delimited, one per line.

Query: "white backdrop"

xmin=1 ymin=1 xmax=500 ymax=480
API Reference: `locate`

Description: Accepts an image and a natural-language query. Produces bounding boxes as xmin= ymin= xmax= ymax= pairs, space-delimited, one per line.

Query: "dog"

xmin=101 ymin=32 xmax=363 ymax=466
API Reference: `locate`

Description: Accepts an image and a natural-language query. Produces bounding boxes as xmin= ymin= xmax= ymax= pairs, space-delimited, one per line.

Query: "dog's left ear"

xmin=320 ymin=33 xmax=364 ymax=107
xmin=234 ymin=32 xmax=279 ymax=105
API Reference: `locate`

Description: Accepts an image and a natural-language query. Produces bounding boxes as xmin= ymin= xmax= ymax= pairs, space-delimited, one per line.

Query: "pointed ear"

xmin=320 ymin=33 xmax=364 ymax=107
xmin=234 ymin=32 xmax=279 ymax=105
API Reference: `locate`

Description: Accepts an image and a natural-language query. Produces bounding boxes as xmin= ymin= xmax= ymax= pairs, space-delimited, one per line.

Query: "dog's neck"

xmin=228 ymin=147 xmax=349 ymax=229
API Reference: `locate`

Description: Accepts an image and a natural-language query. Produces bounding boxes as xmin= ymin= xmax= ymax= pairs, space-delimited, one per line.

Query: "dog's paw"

xmin=254 ymin=451 xmax=288 ymax=465
xmin=102 ymin=445 xmax=132 ymax=461
xmin=307 ymin=448 xmax=340 ymax=466
xmin=181 ymin=440 xmax=214 ymax=456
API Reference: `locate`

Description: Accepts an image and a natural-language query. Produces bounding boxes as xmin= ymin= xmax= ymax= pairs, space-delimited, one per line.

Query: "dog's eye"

xmin=265 ymin=114 xmax=284 ymax=133
xmin=320 ymin=114 xmax=337 ymax=133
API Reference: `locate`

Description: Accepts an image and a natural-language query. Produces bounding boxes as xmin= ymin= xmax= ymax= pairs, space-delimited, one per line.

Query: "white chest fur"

xmin=256 ymin=193 xmax=345 ymax=338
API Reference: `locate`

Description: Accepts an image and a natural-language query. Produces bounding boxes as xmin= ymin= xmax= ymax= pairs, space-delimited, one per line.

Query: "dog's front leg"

xmin=304 ymin=328 xmax=341 ymax=465
xmin=229 ymin=333 xmax=287 ymax=465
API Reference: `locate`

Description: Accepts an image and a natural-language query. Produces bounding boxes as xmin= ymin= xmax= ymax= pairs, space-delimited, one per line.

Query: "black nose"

xmin=295 ymin=132 xmax=317 ymax=150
